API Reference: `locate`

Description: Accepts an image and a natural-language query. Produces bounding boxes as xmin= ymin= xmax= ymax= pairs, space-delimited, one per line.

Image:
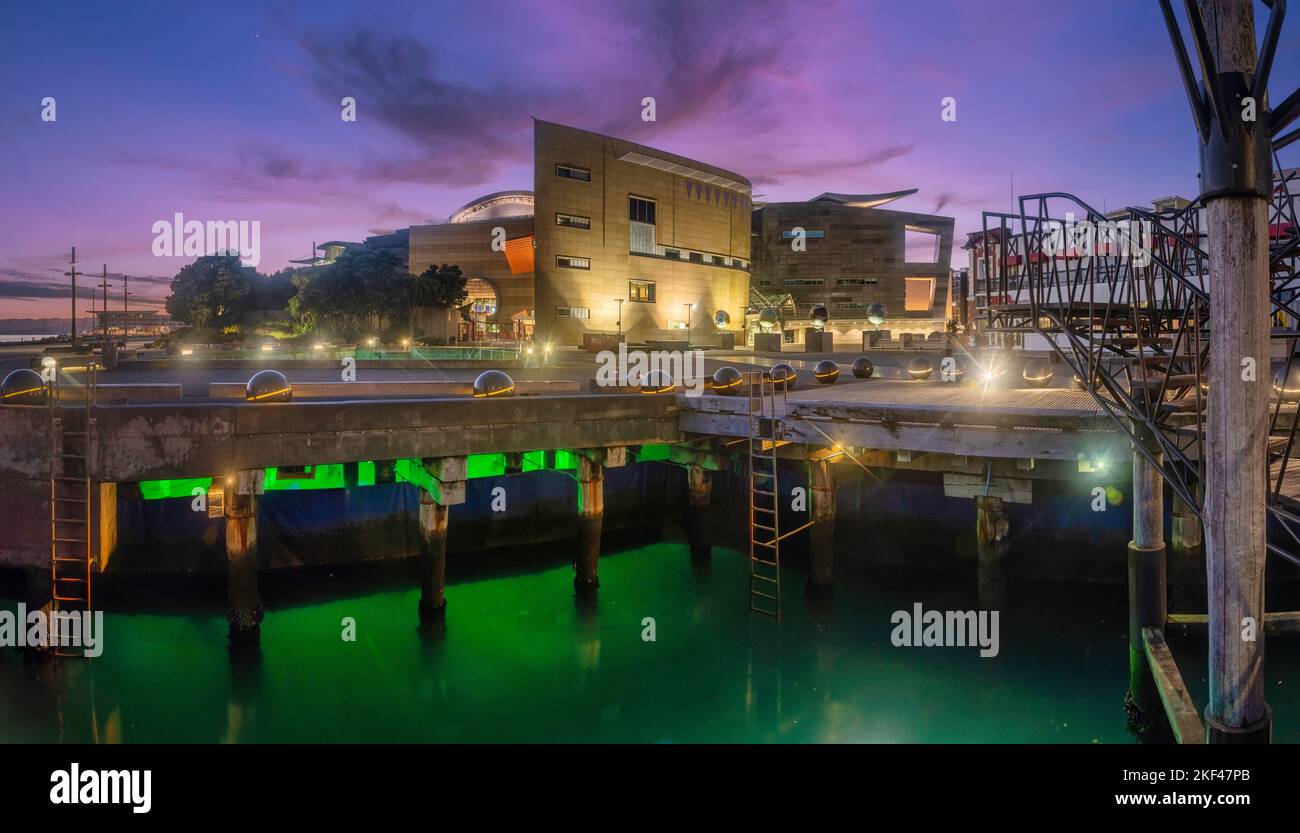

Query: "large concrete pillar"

xmin=224 ymin=471 xmax=263 ymax=645
xmin=418 ymin=457 xmax=465 ymax=622
xmin=807 ymin=457 xmax=836 ymax=586
xmin=1127 ymin=445 xmax=1167 ymax=731
xmin=575 ymin=452 xmax=604 ymax=592
xmin=418 ymin=493 xmax=450 ymax=621
xmin=1200 ymin=0 xmax=1271 ymax=743
xmin=686 ymin=464 xmax=712 ymax=561
xmin=975 ymin=495 xmax=1008 ymax=610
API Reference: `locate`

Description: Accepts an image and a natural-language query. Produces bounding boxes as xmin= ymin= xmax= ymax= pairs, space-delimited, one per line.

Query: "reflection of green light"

xmin=467 ymin=453 xmax=506 ymax=479
xmin=140 ymin=477 xmax=212 ymax=500
xmin=636 ymin=444 xmax=672 ymax=462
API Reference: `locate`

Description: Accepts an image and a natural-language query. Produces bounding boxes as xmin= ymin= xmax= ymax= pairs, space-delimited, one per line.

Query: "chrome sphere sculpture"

xmin=1023 ymin=358 xmax=1053 ymax=389
xmin=1 ymin=368 xmax=46 ymax=405
xmin=814 ymin=360 xmax=840 ymax=384
xmin=908 ymin=357 xmax=934 ymax=380
xmin=769 ymin=362 xmax=797 ymax=391
xmin=867 ymin=302 xmax=887 ymax=328
xmin=245 ymin=369 xmax=292 ymax=403
xmin=940 ymin=356 xmax=967 ymax=382
xmin=714 ymin=309 xmax=731 ymax=329
xmin=757 ymin=307 xmax=779 ymax=331
xmin=851 ymin=357 xmax=874 ymax=379
xmin=473 ymin=369 xmax=515 ymax=398
xmin=711 ymin=366 xmax=743 ymax=396
xmin=1274 ymin=364 xmax=1300 ymax=403
xmin=809 ymin=304 xmax=829 ymax=330
xmin=640 ymin=370 xmax=674 ymax=394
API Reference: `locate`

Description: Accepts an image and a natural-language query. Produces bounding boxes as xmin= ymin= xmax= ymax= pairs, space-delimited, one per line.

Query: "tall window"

xmin=904 ymin=277 xmax=937 ymax=311
xmin=629 ymin=196 xmax=656 ymax=224
xmin=557 ymin=256 xmax=590 ymax=270
xmin=629 ymin=280 xmax=656 ymax=303
xmin=556 ymin=164 xmax=591 ymax=182
xmin=556 ymin=307 xmax=590 ymax=319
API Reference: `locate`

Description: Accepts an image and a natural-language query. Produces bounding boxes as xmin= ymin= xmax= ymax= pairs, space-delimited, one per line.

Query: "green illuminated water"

xmin=3 ymin=541 xmax=1299 ymax=743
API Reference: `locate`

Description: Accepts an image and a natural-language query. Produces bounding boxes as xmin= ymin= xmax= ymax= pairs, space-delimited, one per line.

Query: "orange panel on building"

xmin=504 ymin=235 xmax=535 ymax=275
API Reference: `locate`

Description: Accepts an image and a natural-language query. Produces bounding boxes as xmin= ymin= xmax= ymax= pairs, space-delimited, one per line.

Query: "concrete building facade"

xmin=750 ymin=195 xmax=954 ymax=345
xmin=398 ymin=120 xmax=753 ymax=346
xmin=532 ymin=120 xmax=752 ymax=346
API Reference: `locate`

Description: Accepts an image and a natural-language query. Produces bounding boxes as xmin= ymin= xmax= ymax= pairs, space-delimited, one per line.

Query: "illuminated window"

xmin=629 ymin=280 xmax=656 ymax=303
xmin=556 ymin=307 xmax=590 ymax=319
xmin=836 ymin=278 xmax=879 ymax=286
xmin=556 ymin=165 xmax=591 ymax=182
xmin=557 ymin=256 xmax=590 ymax=269
xmin=904 ymin=277 xmax=937 ymax=311
xmin=556 ymin=213 xmax=590 ymax=229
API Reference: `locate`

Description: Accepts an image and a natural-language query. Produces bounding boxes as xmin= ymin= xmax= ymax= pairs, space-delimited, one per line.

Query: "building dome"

xmin=448 ymin=190 xmax=535 ymax=224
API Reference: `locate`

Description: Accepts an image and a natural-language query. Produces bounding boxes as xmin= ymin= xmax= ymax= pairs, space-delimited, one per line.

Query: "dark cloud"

xmin=0 ymin=268 xmax=167 ymax=303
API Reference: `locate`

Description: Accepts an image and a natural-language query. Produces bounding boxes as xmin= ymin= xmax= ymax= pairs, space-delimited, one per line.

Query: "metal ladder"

xmin=47 ymin=363 xmax=96 ymax=655
xmin=746 ymin=369 xmax=814 ymax=619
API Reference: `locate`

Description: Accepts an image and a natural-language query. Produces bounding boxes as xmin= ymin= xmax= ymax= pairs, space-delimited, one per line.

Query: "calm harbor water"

xmin=3 ymin=536 xmax=1299 ymax=743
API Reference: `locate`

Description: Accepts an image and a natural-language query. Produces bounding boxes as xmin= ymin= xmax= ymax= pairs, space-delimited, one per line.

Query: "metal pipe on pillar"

xmin=224 ymin=470 xmax=263 ymax=645
xmin=974 ymin=495 xmax=1008 ymax=611
xmin=575 ymin=451 xmax=605 ymax=592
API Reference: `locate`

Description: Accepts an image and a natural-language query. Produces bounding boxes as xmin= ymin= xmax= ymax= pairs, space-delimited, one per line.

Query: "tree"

xmin=293 ymin=248 xmax=412 ymax=335
xmin=412 ymin=264 xmax=467 ymax=309
xmin=165 ymin=255 xmax=254 ymax=329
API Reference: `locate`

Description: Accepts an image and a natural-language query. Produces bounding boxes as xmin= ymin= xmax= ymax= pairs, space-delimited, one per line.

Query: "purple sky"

xmin=2 ymin=0 xmax=1297 ymax=320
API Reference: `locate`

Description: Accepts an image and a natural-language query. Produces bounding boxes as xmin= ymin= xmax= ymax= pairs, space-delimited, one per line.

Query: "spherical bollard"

xmin=851 ymin=357 xmax=874 ymax=379
xmin=1275 ymin=364 xmax=1300 ymax=403
xmin=814 ymin=360 xmax=840 ymax=384
xmin=245 ymin=369 xmax=292 ymax=403
xmin=1023 ymin=358 xmax=1053 ymax=388
xmin=908 ymin=357 xmax=934 ymax=380
xmin=640 ymin=370 xmax=674 ymax=394
xmin=1 ymin=368 xmax=46 ymax=405
xmin=940 ymin=357 xmax=966 ymax=382
xmin=769 ymin=362 xmax=797 ymax=391
xmin=473 ymin=369 xmax=515 ymax=398
xmin=711 ymin=366 xmax=743 ymax=396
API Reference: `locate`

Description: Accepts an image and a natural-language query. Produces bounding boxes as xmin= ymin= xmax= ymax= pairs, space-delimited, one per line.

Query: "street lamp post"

xmin=615 ymin=298 xmax=623 ymax=337
xmin=683 ymin=302 xmax=694 ymax=348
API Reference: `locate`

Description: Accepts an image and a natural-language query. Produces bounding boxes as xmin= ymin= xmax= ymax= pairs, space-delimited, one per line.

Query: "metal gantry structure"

xmin=977 ymin=0 xmax=1299 ymax=565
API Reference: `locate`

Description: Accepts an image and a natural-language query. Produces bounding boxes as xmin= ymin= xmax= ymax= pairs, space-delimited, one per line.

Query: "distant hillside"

xmin=0 ymin=318 xmax=94 ymax=335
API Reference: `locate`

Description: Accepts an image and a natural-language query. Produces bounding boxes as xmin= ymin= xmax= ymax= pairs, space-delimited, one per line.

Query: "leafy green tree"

xmin=412 ymin=264 xmax=467 ymax=309
xmin=293 ymin=248 xmax=412 ymax=335
xmin=165 ymin=255 xmax=254 ymax=329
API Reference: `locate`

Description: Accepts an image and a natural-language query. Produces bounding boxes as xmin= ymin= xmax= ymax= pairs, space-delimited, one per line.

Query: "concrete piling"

xmin=1127 ymin=445 xmax=1167 ymax=732
xmin=807 ymin=457 xmax=836 ymax=586
xmin=224 ymin=471 xmax=263 ymax=645
xmin=418 ymin=493 xmax=450 ymax=621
